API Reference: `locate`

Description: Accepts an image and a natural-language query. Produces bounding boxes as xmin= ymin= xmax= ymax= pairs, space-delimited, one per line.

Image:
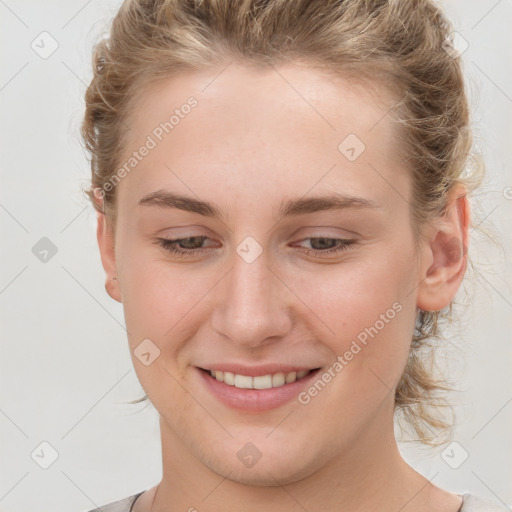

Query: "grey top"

xmin=86 ymin=491 xmax=144 ymax=512
xmin=85 ymin=491 xmax=510 ymax=512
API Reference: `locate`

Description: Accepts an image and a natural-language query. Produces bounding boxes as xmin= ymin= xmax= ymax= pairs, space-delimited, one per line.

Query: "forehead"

xmin=117 ymin=62 xmax=409 ymax=218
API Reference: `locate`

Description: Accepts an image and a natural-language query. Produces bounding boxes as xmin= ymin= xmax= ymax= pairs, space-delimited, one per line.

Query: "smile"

xmin=197 ymin=366 xmax=322 ymax=411
xmin=207 ymin=369 xmax=314 ymax=389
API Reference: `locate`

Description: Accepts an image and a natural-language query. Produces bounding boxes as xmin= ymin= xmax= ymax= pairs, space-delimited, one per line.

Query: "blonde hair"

xmin=81 ymin=0 xmax=485 ymax=445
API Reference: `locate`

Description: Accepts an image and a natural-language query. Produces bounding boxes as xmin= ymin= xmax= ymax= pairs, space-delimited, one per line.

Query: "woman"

xmin=80 ymin=0 xmax=508 ymax=511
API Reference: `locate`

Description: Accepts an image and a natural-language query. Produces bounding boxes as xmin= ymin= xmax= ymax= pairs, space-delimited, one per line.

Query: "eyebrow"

xmin=138 ymin=189 xmax=380 ymax=221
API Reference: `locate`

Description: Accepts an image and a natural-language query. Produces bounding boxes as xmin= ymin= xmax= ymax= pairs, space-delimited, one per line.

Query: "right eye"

xmin=155 ymin=236 xmax=214 ymax=257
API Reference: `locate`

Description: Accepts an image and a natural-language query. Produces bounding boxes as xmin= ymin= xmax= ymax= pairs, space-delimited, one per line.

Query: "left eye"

xmin=155 ymin=236 xmax=357 ymax=258
xmin=294 ymin=237 xmax=357 ymax=257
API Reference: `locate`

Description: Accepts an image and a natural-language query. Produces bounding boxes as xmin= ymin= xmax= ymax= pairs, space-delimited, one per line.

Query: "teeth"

xmin=272 ymin=372 xmax=285 ymax=387
xmin=234 ymin=374 xmax=252 ymax=389
xmin=285 ymin=371 xmax=297 ymax=383
xmin=208 ymin=369 xmax=313 ymax=389
xmin=223 ymin=371 xmax=235 ymax=386
xmin=253 ymin=375 xmax=272 ymax=389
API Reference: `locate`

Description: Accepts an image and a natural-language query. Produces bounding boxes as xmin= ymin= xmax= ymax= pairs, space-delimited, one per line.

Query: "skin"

xmin=95 ymin=61 xmax=470 ymax=512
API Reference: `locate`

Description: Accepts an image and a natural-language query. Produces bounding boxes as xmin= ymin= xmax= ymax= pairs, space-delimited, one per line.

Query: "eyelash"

xmin=155 ymin=236 xmax=357 ymax=258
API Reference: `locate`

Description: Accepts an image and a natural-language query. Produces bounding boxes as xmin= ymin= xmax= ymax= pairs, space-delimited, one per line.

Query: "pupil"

xmin=182 ymin=236 xmax=204 ymax=249
xmin=312 ymin=238 xmax=335 ymax=250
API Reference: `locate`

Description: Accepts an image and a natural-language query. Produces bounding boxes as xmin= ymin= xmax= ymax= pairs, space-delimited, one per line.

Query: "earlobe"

xmin=416 ymin=186 xmax=470 ymax=312
xmin=94 ymin=189 xmax=122 ymax=303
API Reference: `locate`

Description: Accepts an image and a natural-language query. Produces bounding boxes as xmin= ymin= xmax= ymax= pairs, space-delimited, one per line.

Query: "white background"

xmin=0 ymin=1 xmax=511 ymax=511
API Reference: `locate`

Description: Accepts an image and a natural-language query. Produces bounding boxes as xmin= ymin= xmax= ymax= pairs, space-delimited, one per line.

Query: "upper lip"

xmin=197 ymin=364 xmax=321 ymax=377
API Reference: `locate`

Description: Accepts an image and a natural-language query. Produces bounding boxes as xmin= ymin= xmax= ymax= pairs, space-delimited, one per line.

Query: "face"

xmin=102 ymin=62 xmax=430 ymax=485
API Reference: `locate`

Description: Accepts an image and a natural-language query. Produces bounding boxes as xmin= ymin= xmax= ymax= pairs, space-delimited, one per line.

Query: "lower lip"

xmin=197 ymin=367 xmax=321 ymax=412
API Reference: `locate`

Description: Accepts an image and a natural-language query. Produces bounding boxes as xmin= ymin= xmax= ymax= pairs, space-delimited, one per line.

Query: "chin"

xmin=216 ymin=460 xmax=315 ymax=487
xmin=199 ymin=441 xmax=323 ymax=487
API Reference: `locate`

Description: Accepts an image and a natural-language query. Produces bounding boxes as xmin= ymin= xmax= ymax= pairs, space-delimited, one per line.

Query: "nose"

xmin=210 ymin=246 xmax=292 ymax=349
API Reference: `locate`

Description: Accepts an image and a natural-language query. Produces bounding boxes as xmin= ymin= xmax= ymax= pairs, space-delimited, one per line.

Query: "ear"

xmin=416 ymin=185 xmax=470 ymax=312
xmin=93 ymin=188 xmax=122 ymax=303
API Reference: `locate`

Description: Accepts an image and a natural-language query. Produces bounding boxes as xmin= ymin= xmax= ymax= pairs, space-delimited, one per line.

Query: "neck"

xmin=147 ymin=406 xmax=439 ymax=512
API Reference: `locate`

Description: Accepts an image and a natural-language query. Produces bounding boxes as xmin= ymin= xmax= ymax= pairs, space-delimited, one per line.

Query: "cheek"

xmin=118 ymin=253 xmax=211 ymax=407
xmin=294 ymin=244 xmax=415 ymax=334
xmin=115 ymin=235 xmax=205 ymax=348
xmin=290 ymin=243 xmax=417 ymax=389
xmin=292 ymin=287 xmax=414 ymax=431
xmin=122 ymin=265 xmax=208 ymax=343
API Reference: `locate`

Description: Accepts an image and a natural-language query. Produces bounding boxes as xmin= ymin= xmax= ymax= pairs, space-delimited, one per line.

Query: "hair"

xmin=81 ymin=0 xmax=486 ymax=445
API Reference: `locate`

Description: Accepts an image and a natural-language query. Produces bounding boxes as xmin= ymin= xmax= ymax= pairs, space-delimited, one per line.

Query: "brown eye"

xmin=295 ymin=238 xmax=357 ymax=258
xmin=155 ymin=236 xmax=212 ymax=256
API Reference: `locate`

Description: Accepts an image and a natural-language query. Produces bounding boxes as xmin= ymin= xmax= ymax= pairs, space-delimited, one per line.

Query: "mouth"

xmin=198 ymin=367 xmax=319 ymax=389
xmin=196 ymin=366 xmax=323 ymax=411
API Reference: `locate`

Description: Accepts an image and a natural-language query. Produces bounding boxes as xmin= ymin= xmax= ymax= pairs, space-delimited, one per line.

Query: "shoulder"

xmin=84 ymin=491 xmax=146 ymax=512
xmin=460 ymin=493 xmax=510 ymax=512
